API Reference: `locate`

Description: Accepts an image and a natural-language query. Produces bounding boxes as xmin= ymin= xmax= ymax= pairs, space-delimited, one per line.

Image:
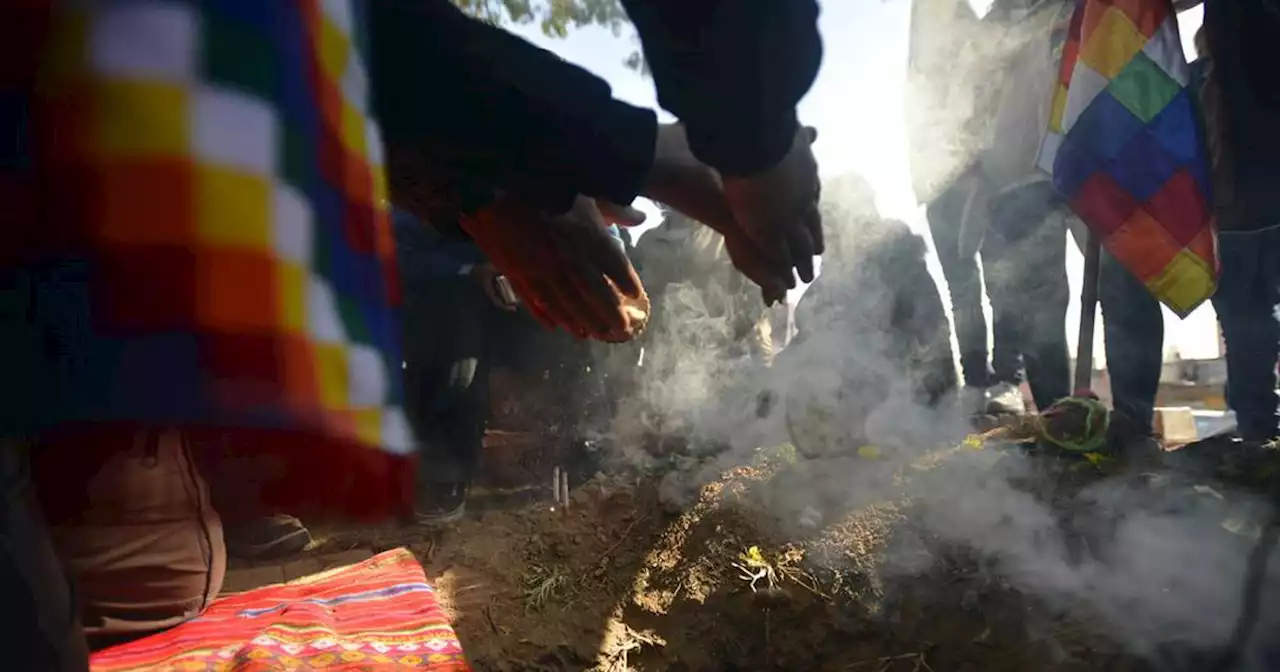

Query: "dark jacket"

xmin=392 ymin=209 xmax=485 ymax=286
xmin=392 ymin=209 xmax=486 ymax=366
xmin=368 ymin=0 xmax=822 ymax=221
xmin=1203 ymin=0 xmax=1280 ymax=230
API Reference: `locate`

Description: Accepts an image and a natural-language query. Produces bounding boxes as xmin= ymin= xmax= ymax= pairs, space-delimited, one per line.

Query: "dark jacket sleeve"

xmin=620 ymin=0 xmax=822 ymax=176
xmin=369 ymin=0 xmax=658 ymax=216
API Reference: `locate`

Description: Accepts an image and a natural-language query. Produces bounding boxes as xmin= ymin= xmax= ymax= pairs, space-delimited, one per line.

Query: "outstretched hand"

xmin=460 ymin=195 xmax=648 ymax=342
xmin=721 ymin=126 xmax=823 ymax=286
xmin=641 ymin=124 xmax=821 ymax=305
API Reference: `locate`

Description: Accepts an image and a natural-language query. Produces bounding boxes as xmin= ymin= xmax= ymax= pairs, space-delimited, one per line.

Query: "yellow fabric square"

xmin=196 ymin=165 xmax=270 ymax=248
xmin=352 ymin=408 xmax=383 ymax=446
xmin=95 ymin=79 xmax=190 ymax=157
xmin=371 ymin=165 xmax=388 ymax=204
xmin=277 ymin=262 xmax=308 ymax=333
xmin=1079 ymin=8 xmax=1146 ymax=79
xmin=1145 ymin=251 xmax=1215 ymax=317
xmin=314 ymin=342 xmax=349 ymax=409
xmin=1049 ymin=84 xmax=1069 ymax=132
xmin=318 ymin=17 xmax=352 ymax=82
xmin=340 ymin=102 xmax=367 ymax=155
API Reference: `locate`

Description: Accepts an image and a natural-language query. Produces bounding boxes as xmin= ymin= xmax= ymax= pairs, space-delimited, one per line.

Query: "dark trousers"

xmin=402 ymin=280 xmax=490 ymax=487
xmin=927 ymin=185 xmax=992 ymax=388
xmin=1212 ymin=226 xmax=1280 ymax=441
xmin=1 ymin=444 xmax=92 ymax=671
xmin=1097 ymin=250 xmax=1164 ymax=434
xmin=402 ymin=280 xmax=607 ymax=486
xmin=983 ymin=203 xmax=1072 ymax=411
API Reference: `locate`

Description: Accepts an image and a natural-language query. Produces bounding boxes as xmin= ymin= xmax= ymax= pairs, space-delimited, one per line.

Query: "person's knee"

xmin=32 ymin=428 xmax=225 ymax=649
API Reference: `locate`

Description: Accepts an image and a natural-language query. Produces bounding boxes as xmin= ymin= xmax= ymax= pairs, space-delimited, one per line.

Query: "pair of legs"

xmin=982 ymin=199 xmax=1072 ymax=411
xmin=928 ymin=181 xmax=1071 ymax=411
xmin=990 ymin=200 xmax=1165 ymax=427
xmin=403 ymin=277 xmax=609 ymax=522
xmin=930 ymin=179 xmax=1165 ymax=425
xmin=402 ymin=278 xmax=492 ymax=523
xmin=927 ymin=184 xmax=995 ymax=390
xmin=1212 ymin=227 xmax=1280 ymax=442
xmin=1065 ymin=222 xmax=1165 ymax=434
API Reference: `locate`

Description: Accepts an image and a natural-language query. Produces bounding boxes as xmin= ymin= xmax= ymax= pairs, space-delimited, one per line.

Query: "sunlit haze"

xmin=512 ymin=0 xmax=1217 ymax=365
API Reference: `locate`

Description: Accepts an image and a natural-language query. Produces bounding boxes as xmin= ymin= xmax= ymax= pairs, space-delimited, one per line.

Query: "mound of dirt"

xmin=299 ymin=440 xmax=1148 ymax=672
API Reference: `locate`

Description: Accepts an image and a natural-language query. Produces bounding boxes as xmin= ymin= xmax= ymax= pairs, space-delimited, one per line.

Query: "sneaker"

xmin=416 ymin=482 xmax=469 ymax=527
xmin=986 ymin=382 xmax=1027 ymax=415
xmin=225 ymin=514 xmax=312 ymax=560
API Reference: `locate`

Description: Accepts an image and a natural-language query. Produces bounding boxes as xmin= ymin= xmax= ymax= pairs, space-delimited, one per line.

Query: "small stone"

xmin=798 ymin=506 xmax=823 ymax=530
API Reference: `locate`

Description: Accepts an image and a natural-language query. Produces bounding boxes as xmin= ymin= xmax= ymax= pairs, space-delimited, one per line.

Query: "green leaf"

xmin=451 ymin=0 xmax=647 ymax=72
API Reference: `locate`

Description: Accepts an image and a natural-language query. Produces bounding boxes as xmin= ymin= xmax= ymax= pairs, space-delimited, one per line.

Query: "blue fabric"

xmin=391 ymin=209 xmax=486 ymax=289
xmin=1212 ymin=226 xmax=1280 ymax=441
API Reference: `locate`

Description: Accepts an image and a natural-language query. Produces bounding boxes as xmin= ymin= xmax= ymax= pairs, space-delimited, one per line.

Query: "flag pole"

xmin=1074 ymin=230 xmax=1101 ymax=392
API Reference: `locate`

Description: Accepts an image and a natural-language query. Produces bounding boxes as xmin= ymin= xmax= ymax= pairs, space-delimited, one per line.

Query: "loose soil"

xmin=235 ymin=376 xmax=1279 ymax=671
xmin=280 ymin=430 xmax=1170 ymax=672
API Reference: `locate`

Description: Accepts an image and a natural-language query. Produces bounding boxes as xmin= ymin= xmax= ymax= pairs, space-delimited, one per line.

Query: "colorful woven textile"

xmin=91 ymin=548 xmax=470 ymax=671
xmin=16 ymin=0 xmax=414 ymax=516
xmin=1037 ymin=0 xmax=1217 ymax=317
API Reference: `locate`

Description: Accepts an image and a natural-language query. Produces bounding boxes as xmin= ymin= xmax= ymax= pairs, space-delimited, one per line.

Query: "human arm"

xmin=369 ymin=0 xmax=657 ymax=217
xmin=620 ymin=0 xmax=822 ymax=177
xmin=621 ymin=0 xmax=824 ymax=290
xmin=369 ymin=0 xmax=816 ymax=301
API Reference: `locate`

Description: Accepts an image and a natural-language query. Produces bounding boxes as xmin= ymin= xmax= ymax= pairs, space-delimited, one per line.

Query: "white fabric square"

xmin=346 ymin=343 xmax=386 ymax=408
xmin=365 ymin=120 xmax=384 ymax=167
xmin=272 ymin=184 xmax=313 ymax=265
xmin=321 ymin=0 xmax=355 ymax=35
xmin=340 ymin=54 xmax=370 ymax=114
xmin=89 ymin=1 xmax=198 ymax=82
xmin=1060 ymin=62 xmax=1110 ymax=133
xmin=194 ymin=86 xmax=277 ymax=175
xmin=1036 ymin=131 xmax=1063 ymax=175
xmin=307 ymin=278 xmax=345 ymax=344
xmin=379 ymin=407 xmax=415 ymax=455
xmin=1142 ymin=18 xmax=1189 ymax=87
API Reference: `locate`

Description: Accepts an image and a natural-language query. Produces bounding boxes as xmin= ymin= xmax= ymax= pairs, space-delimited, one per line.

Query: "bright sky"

xmin=511 ymin=0 xmax=1217 ymax=364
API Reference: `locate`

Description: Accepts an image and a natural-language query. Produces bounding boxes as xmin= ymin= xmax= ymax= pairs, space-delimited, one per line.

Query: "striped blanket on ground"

xmin=91 ymin=548 xmax=470 ymax=671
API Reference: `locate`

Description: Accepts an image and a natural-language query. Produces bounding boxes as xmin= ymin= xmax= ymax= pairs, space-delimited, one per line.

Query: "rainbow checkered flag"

xmin=1037 ymin=0 xmax=1217 ymax=317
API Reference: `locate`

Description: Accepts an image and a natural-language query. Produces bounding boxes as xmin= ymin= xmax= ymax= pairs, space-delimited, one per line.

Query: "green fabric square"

xmin=337 ymin=296 xmax=373 ymax=346
xmin=201 ymin=14 xmax=277 ymax=102
xmin=281 ymin=128 xmax=314 ymax=190
xmin=1107 ymin=52 xmax=1181 ymax=123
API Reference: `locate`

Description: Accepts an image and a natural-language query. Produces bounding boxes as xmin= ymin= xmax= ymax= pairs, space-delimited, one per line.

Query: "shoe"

xmin=416 ymin=482 xmax=469 ymax=527
xmin=986 ymin=382 xmax=1027 ymax=415
xmin=225 ymin=514 xmax=312 ymax=560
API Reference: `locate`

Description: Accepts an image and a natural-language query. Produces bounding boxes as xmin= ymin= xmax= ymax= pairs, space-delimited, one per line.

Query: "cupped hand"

xmin=721 ymin=126 xmax=823 ymax=286
xmin=460 ymin=196 xmax=648 ymax=342
xmin=640 ymin=123 xmax=806 ymax=305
